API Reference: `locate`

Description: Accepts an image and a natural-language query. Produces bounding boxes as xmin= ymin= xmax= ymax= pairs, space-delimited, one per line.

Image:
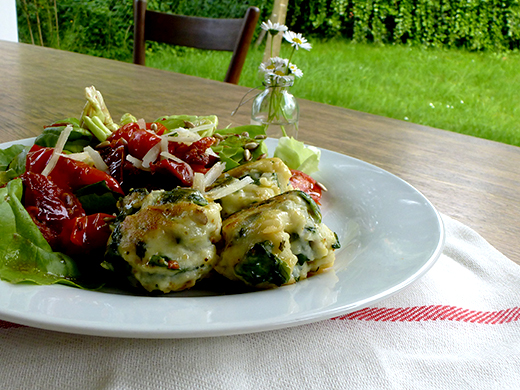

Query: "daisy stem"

xmin=267 ymin=83 xmax=284 ymax=123
xmin=268 ymin=85 xmax=277 ymax=122
xmin=286 ymin=47 xmax=296 ymax=71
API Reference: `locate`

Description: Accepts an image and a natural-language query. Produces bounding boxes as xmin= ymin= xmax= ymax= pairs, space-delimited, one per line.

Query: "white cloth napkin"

xmin=1 ymin=214 xmax=519 ymax=390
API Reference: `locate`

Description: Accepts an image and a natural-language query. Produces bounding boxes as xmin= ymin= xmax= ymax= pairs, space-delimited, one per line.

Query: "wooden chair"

xmin=133 ymin=0 xmax=260 ymax=84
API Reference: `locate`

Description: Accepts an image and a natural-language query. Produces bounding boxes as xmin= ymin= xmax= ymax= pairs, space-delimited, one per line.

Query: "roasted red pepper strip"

xmin=22 ymin=172 xmax=85 ymax=221
xmin=22 ymin=172 xmax=84 ymax=249
xmin=25 ymin=145 xmax=55 ymax=173
xmin=108 ymin=122 xmax=162 ymax=160
xmin=168 ymin=136 xmax=217 ymax=168
xmin=149 ymin=159 xmax=193 ymax=187
xmin=146 ymin=122 xmax=168 ymax=135
xmin=289 ymin=169 xmax=323 ymax=204
xmin=106 ymin=124 xmax=218 ymax=181
xmin=59 ymin=213 xmax=115 ymax=255
xmin=24 ymin=206 xmax=61 ymax=249
xmin=26 ymin=145 xmax=124 ymax=195
xmin=23 ymin=148 xmax=121 ymax=254
xmin=22 ymin=172 xmax=115 ymax=254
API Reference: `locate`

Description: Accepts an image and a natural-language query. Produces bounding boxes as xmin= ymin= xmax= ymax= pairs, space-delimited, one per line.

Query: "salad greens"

xmin=35 ymin=118 xmax=95 ymax=153
xmin=212 ymin=125 xmax=268 ymax=170
xmin=0 ymin=144 xmax=27 ymax=186
xmin=120 ymin=113 xmax=137 ymax=126
xmin=274 ymin=136 xmax=321 ymax=175
xmin=0 ymin=179 xmax=82 ymax=286
xmin=74 ymin=181 xmax=121 ymax=215
xmin=156 ymin=114 xmax=219 ymax=137
xmin=0 ymin=144 xmax=25 ymax=171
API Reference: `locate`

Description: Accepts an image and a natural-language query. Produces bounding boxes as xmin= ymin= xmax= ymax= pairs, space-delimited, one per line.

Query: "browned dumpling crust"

xmin=106 ymin=188 xmax=222 ymax=293
xmin=215 ymin=190 xmax=340 ymax=289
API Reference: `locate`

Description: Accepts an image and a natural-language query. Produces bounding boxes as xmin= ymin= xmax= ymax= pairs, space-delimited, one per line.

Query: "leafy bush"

xmin=16 ymin=0 xmax=272 ymax=61
xmin=17 ymin=0 xmax=134 ymax=61
xmin=16 ymin=0 xmax=520 ymax=57
xmin=145 ymin=0 xmax=272 ymax=19
xmin=286 ymin=0 xmax=520 ymax=51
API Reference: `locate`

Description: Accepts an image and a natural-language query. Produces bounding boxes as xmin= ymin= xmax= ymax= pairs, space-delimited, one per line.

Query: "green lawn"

xmin=146 ymin=40 xmax=520 ymax=147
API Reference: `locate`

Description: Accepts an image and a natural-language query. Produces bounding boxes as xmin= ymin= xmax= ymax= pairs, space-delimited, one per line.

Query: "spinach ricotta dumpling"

xmin=104 ymin=188 xmax=222 ymax=293
xmin=215 ymin=190 xmax=340 ymax=289
xmin=208 ymin=157 xmax=293 ymax=218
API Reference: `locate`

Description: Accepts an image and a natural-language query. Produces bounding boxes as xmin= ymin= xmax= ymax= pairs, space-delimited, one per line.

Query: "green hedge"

xmin=287 ymin=0 xmax=520 ymax=51
xmin=15 ymin=0 xmax=272 ymax=61
xmin=16 ymin=0 xmax=520 ymax=60
xmin=17 ymin=0 xmax=135 ymax=60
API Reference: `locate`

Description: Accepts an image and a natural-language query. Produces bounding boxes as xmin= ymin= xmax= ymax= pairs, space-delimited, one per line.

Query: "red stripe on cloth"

xmin=332 ymin=306 xmax=520 ymax=324
xmin=0 ymin=320 xmax=25 ymax=329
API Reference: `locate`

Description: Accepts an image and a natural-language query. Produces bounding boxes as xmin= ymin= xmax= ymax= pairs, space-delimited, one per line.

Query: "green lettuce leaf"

xmin=212 ymin=125 xmax=268 ymax=170
xmin=0 ymin=144 xmax=29 ymax=186
xmin=120 ymin=113 xmax=137 ymax=126
xmin=155 ymin=114 xmax=219 ymax=137
xmin=7 ymin=145 xmax=28 ymax=175
xmin=35 ymin=118 xmax=94 ymax=153
xmin=0 ymin=169 xmax=19 ymax=186
xmin=273 ymin=136 xmax=321 ymax=174
xmin=75 ymin=181 xmax=122 ymax=215
xmin=0 ymin=179 xmax=82 ymax=286
xmin=0 ymin=144 xmax=25 ymax=171
xmin=214 ymin=124 xmax=265 ymax=138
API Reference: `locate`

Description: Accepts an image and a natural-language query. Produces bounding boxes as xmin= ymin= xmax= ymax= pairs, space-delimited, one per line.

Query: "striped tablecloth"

xmin=1 ymin=214 xmax=519 ymax=389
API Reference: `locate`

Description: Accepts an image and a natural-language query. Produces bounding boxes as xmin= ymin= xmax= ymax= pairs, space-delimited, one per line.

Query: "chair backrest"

xmin=133 ymin=0 xmax=260 ymax=84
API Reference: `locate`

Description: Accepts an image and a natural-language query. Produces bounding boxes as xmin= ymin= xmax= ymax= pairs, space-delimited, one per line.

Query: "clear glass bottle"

xmin=251 ymin=75 xmax=299 ymax=139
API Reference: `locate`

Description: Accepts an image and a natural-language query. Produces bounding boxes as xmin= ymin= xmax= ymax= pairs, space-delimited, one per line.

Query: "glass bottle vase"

xmin=251 ymin=75 xmax=299 ymax=139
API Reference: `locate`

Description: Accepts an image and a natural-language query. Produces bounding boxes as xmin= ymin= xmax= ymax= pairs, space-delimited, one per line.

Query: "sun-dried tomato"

xmin=26 ymin=145 xmax=124 ymax=195
xmin=289 ymin=170 xmax=323 ymax=204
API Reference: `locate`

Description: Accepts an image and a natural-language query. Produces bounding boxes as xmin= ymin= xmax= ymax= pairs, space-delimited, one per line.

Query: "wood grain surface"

xmin=1 ymin=41 xmax=519 ymax=264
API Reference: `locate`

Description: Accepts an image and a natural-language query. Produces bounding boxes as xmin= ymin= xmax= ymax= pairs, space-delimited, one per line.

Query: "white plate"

xmin=0 ymin=138 xmax=444 ymax=338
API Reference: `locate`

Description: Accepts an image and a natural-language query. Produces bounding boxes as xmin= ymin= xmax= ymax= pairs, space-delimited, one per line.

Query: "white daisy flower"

xmin=260 ymin=20 xmax=288 ymax=35
xmin=260 ymin=57 xmax=288 ymax=75
xmin=258 ymin=62 xmax=269 ymax=73
xmin=283 ymin=31 xmax=312 ymax=51
xmin=270 ymin=72 xmax=293 ymax=84
xmin=270 ymin=56 xmax=288 ymax=67
xmin=288 ymin=63 xmax=303 ymax=78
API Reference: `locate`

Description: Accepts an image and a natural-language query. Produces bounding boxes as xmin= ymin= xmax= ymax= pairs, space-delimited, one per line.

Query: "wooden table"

xmin=1 ymin=40 xmax=519 ymax=264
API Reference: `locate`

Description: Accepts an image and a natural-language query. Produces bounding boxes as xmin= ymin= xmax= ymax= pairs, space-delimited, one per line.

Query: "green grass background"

xmin=147 ymin=40 xmax=520 ymax=147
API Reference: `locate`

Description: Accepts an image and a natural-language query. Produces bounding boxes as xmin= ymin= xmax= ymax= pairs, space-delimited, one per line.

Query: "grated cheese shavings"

xmin=203 ymin=162 xmax=225 ymax=188
xmin=192 ymin=172 xmax=205 ymax=192
xmin=84 ymin=145 xmax=109 ymax=172
xmin=191 ymin=123 xmax=215 ymax=133
xmin=126 ymin=154 xmax=144 ymax=169
xmin=59 ymin=151 xmax=92 ymax=165
xmin=167 ymin=129 xmax=201 ymax=144
xmin=160 ymin=151 xmax=185 ymax=164
xmin=137 ymin=118 xmax=146 ymax=130
xmin=41 ymin=124 xmax=73 ymax=176
xmin=142 ymin=142 xmax=161 ymax=168
xmin=205 ymin=148 xmax=219 ymax=158
xmin=205 ymin=176 xmax=254 ymax=201
xmin=160 ymin=135 xmax=169 ymax=155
